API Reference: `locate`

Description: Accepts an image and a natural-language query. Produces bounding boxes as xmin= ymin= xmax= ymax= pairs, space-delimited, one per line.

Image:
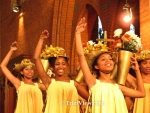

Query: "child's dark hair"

xmin=138 ymin=60 xmax=144 ymax=65
xmin=48 ymin=57 xmax=69 ymax=67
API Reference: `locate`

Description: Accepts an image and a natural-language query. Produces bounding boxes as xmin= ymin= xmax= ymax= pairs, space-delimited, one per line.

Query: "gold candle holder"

xmin=117 ymin=50 xmax=133 ymax=85
xmin=75 ymin=69 xmax=84 ymax=83
xmin=41 ymin=59 xmax=50 ymax=72
xmin=110 ymin=63 xmax=118 ymax=80
xmin=39 ymin=59 xmax=50 ymax=82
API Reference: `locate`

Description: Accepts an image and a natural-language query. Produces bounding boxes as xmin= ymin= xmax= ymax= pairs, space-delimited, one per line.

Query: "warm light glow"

xmin=18 ymin=14 xmax=25 ymax=49
xmin=19 ymin=13 xmax=24 ymax=17
xmin=123 ymin=8 xmax=132 ymax=22
xmin=122 ymin=0 xmax=132 ymax=23
xmin=19 ymin=16 xmax=23 ymax=23
xmin=123 ymin=16 xmax=131 ymax=22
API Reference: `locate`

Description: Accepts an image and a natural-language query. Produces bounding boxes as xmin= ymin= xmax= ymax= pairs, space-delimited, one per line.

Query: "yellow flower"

xmin=40 ymin=45 xmax=67 ymax=59
xmin=83 ymin=40 xmax=108 ymax=55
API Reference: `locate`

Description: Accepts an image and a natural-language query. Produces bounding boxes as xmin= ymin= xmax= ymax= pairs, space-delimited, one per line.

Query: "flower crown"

xmin=83 ymin=41 xmax=115 ymax=70
xmin=13 ymin=59 xmax=35 ymax=72
xmin=83 ymin=40 xmax=109 ymax=55
xmin=40 ymin=45 xmax=67 ymax=59
xmin=136 ymin=50 xmax=150 ymax=61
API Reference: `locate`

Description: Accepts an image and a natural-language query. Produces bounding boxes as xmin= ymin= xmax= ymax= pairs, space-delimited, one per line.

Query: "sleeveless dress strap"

xmin=17 ymin=81 xmax=24 ymax=93
xmin=96 ymin=79 xmax=100 ymax=83
xmin=51 ymin=78 xmax=55 ymax=83
xmin=21 ymin=81 xmax=24 ymax=85
xmin=70 ymin=80 xmax=74 ymax=85
xmin=34 ymin=83 xmax=39 ymax=87
xmin=114 ymin=83 xmax=119 ymax=88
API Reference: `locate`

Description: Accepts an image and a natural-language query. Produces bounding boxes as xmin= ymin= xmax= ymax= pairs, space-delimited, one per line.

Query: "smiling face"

xmin=139 ymin=59 xmax=150 ymax=75
xmin=94 ymin=53 xmax=114 ymax=74
xmin=52 ymin=57 xmax=69 ymax=76
xmin=21 ymin=67 xmax=34 ymax=79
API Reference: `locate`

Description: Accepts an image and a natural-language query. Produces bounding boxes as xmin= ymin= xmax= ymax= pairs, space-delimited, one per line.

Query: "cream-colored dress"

xmin=86 ymin=79 xmax=128 ymax=113
xmin=44 ymin=79 xmax=80 ymax=113
xmin=133 ymin=83 xmax=150 ymax=113
xmin=15 ymin=82 xmax=43 ymax=113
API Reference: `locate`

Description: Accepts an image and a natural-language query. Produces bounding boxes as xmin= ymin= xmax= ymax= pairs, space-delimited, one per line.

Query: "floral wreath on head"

xmin=40 ymin=45 xmax=68 ymax=60
xmin=136 ymin=50 xmax=150 ymax=61
xmin=13 ymin=59 xmax=35 ymax=72
xmin=83 ymin=40 xmax=116 ymax=70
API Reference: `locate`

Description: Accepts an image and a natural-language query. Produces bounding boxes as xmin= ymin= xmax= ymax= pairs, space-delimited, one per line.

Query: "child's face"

xmin=95 ymin=53 xmax=114 ymax=73
xmin=21 ymin=67 xmax=34 ymax=79
xmin=139 ymin=59 xmax=150 ymax=75
xmin=53 ymin=57 xmax=69 ymax=76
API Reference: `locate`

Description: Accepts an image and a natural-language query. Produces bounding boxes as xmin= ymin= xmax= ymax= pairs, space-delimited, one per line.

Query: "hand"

xmin=76 ymin=17 xmax=87 ymax=34
xmin=130 ymin=54 xmax=139 ymax=71
xmin=10 ymin=41 xmax=18 ymax=51
xmin=40 ymin=30 xmax=49 ymax=40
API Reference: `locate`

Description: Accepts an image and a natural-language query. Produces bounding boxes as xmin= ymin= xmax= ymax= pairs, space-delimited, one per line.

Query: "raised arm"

xmin=0 ymin=41 xmax=20 ymax=89
xmin=75 ymin=17 xmax=96 ymax=88
xmin=33 ymin=30 xmax=51 ymax=89
xmin=120 ymin=55 xmax=145 ymax=97
xmin=126 ymin=73 xmax=137 ymax=89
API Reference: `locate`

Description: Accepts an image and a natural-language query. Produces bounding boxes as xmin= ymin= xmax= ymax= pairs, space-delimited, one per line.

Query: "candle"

xmin=104 ymin=31 xmax=107 ymax=39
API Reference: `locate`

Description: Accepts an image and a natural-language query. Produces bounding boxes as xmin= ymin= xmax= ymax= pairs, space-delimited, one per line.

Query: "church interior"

xmin=0 ymin=0 xmax=150 ymax=113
